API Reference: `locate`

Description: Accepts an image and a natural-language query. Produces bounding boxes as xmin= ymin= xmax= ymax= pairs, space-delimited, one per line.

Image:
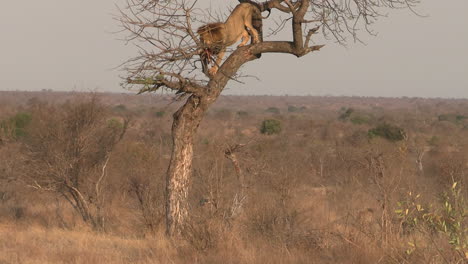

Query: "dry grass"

xmin=0 ymin=221 xmax=361 ymax=264
xmin=0 ymin=223 xmax=176 ymax=264
xmin=1 ymin=92 xmax=467 ymax=263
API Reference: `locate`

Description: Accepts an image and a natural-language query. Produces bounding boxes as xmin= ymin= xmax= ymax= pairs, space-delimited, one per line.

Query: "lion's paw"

xmin=208 ymin=66 xmax=218 ymax=76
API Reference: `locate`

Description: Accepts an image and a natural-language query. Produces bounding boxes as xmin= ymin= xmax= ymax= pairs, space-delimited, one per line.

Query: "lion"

xmin=197 ymin=3 xmax=261 ymax=76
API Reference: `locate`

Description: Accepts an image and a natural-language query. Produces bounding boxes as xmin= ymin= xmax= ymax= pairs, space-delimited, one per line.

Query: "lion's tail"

xmin=200 ymin=49 xmax=210 ymax=74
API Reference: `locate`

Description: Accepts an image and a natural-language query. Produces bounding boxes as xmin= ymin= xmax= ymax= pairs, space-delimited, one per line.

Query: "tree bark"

xmin=165 ymin=95 xmax=209 ymax=236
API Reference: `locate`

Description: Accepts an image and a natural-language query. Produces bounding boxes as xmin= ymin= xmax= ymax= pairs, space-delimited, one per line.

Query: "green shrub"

xmin=107 ymin=118 xmax=124 ymax=130
xmin=265 ymin=107 xmax=280 ymax=114
xmin=339 ymin=108 xmax=372 ymax=125
xmin=114 ymin=104 xmax=127 ymax=112
xmin=438 ymin=114 xmax=468 ymax=124
xmin=350 ymin=115 xmax=370 ymax=125
xmin=154 ymin=111 xmax=166 ymax=118
xmin=427 ymin=136 xmax=439 ymax=146
xmin=260 ymin=119 xmax=282 ymax=135
xmin=287 ymin=106 xmax=299 ymax=113
xmin=338 ymin=108 xmax=354 ymax=121
xmin=395 ymin=182 xmax=467 ymax=260
xmin=368 ymin=123 xmax=405 ymax=142
xmin=13 ymin=112 xmax=31 ymax=128
xmin=236 ymin=111 xmax=249 ymax=118
xmin=1 ymin=112 xmax=32 ymax=138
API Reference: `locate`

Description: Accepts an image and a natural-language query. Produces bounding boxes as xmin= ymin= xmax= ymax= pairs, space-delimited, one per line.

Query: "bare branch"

xmin=95 ymin=155 xmax=111 ymax=200
xmin=127 ymin=75 xmax=205 ymax=96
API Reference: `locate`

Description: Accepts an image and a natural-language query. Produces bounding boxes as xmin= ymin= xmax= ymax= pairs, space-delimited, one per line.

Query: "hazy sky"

xmin=0 ymin=0 xmax=467 ymax=97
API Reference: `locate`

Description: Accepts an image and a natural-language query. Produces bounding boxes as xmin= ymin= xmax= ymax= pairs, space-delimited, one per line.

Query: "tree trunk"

xmin=165 ymin=95 xmax=208 ymax=236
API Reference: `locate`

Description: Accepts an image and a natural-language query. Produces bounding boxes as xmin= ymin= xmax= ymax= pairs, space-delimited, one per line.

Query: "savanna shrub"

xmin=113 ymin=104 xmax=127 ymax=112
xmin=368 ymin=123 xmax=405 ymax=142
xmin=350 ymin=115 xmax=371 ymax=125
xmin=266 ymin=107 xmax=280 ymax=114
xmin=0 ymin=112 xmax=32 ymax=138
xmin=339 ymin=108 xmax=372 ymax=125
xmin=260 ymin=119 xmax=282 ymax=135
xmin=338 ymin=107 xmax=354 ymax=121
xmin=288 ymin=105 xmax=299 ymax=113
xmin=395 ymin=182 xmax=468 ymax=261
xmin=236 ymin=110 xmax=249 ymax=118
xmin=107 ymin=118 xmax=124 ymax=130
xmin=154 ymin=111 xmax=165 ymax=118
xmin=438 ymin=113 xmax=467 ymax=123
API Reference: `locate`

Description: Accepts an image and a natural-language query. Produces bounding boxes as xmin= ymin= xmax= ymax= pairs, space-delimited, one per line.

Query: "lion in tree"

xmin=197 ymin=2 xmax=267 ymax=76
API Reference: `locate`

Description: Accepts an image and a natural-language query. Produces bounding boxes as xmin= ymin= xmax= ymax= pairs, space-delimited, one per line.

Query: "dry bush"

xmin=19 ymin=96 xmax=128 ymax=230
xmin=115 ymin=141 xmax=166 ymax=234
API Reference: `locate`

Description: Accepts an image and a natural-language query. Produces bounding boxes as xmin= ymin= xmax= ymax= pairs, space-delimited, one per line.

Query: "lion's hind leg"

xmin=244 ymin=19 xmax=259 ymax=44
xmin=237 ymin=30 xmax=250 ymax=48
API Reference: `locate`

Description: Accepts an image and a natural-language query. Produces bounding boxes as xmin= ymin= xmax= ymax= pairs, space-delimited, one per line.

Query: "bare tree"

xmin=117 ymin=0 xmax=420 ymax=236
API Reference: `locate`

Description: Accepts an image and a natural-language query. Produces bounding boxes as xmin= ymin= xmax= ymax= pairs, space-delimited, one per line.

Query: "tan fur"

xmin=197 ymin=3 xmax=260 ymax=75
xmin=197 ymin=23 xmax=225 ymax=48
